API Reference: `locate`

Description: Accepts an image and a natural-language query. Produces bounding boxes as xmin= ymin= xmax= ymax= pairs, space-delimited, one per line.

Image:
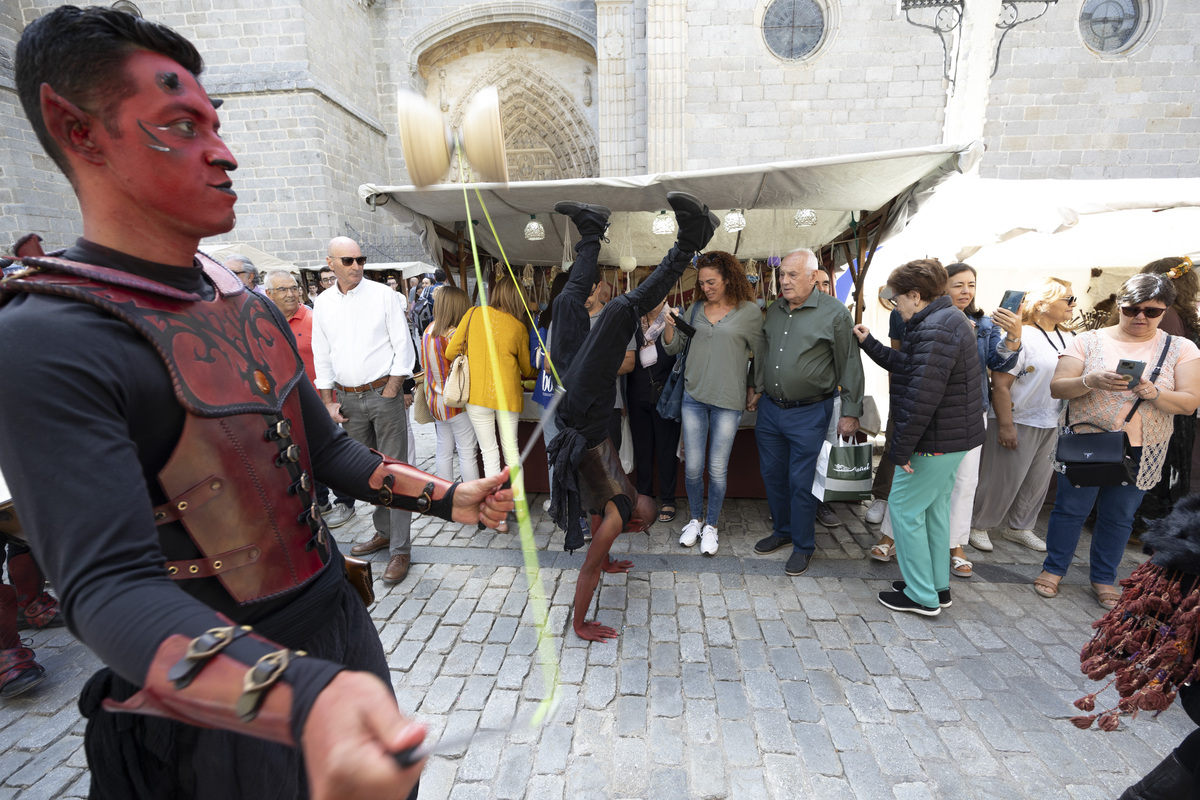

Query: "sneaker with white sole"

xmin=679 ymin=519 xmax=702 ymax=547
xmin=968 ymin=528 xmax=993 ymax=551
xmin=323 ymin=503 xmax=354 ymax=529
xmin=864 ymin=499 xmax=887 ymax=525
xmin=1003 ymin=527 xmax=1047 ymax=552
xmin=699 ymin=525 xmax=719 ymax=556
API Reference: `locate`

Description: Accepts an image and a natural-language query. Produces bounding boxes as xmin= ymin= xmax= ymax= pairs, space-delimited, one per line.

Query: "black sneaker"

xmin=817 ymin=502 xmax=841 ymax=527
xmin=553 ymin=201 xmax=611 ymax=239
xmin=891 ymin=581 xmax=952 ymax=608
xmin=666 ymin=191 xmax=718 ymax=254
xmin=754 ymin=534 xmax=790 ymax=555
xmin=878 ymin=589 xmax=940 ymax=617
xmin=784 ymin=551 xmax=811 ymax=577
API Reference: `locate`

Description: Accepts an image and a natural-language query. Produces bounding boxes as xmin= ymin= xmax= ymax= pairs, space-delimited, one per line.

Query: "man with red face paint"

xmin=0 ymin=7 xmax=514 ymax=800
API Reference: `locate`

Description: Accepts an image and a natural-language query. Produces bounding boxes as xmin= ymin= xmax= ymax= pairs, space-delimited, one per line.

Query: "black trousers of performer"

xmin=558 ymin=246 xmax=692 ymax=447
xmin=548 ymin=236 xmax=602 ymax=381
xmin=81 ymin=568 xmax=416 ymax=800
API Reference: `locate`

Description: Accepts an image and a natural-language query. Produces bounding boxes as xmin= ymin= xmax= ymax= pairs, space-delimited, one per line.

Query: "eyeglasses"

xmin=336 ymin=256 xmax=367 ymax=267
xmin=268 ymin=286 xmax=301 ymax=294
xmin=319 ymin=277 xmax=337 ymax=286
xmin=1120 ymin=306 xmax=1166 ymax=319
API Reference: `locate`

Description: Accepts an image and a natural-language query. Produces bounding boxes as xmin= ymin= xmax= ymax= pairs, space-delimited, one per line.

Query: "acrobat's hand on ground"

xmin=451 ymin=467 xmax=515 ymax=527
xmin=574 ymin=620 xmax=619 ymax=642
xmin=601 ymin=556 xmax=633 ymax=574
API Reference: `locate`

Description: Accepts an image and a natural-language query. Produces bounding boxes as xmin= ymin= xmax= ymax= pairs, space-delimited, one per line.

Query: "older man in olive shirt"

xmin=749 ymin=249 xmax=865 ymax=576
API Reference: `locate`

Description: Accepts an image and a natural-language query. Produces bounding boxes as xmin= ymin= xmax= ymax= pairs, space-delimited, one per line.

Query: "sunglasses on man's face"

xmin=1120 ymin=305 xmax=1166 ymax=319
xmin=335 ymin=256 xmax=367 ymax=267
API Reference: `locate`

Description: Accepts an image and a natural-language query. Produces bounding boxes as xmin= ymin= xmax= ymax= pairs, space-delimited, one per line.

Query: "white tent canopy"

xmin=359 ymin=142 xmax=984 ymax=267
xmin=200 ymin=243 xmax=300 ymax=274
xmin=364 ymin=261 xmax=438 ymax=279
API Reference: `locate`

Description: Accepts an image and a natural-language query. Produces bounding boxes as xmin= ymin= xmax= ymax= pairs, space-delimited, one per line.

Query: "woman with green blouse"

xmin=664 ymin=251 xmax=765 ymax=555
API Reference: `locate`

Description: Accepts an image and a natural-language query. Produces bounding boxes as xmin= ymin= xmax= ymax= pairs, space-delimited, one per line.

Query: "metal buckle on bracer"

xmin=263 ymin=419 xmax=292 ymax=441
xmin=236 ymin=648 xmax=305 ymax=723
xmin=167 ymin=624 xmax=252 ymax=689
xmin=377 ymin=475 xmax=436 ymax=513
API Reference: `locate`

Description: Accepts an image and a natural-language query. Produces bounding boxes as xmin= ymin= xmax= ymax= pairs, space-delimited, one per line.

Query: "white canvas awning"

xmin=359 ymin=142 xmax=984 ymax=267
xmin=364 ymin=261 xmax=438 ymax=279
xmin=200 ymin=243 xmax=300 ymax=274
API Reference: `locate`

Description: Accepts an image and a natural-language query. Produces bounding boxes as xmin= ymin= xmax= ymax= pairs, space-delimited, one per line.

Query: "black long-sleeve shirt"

xmin=0 ymin=240 xmax=384 ymax=742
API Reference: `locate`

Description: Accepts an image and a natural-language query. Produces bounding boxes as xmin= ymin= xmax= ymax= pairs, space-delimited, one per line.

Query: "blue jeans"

xmin=1044 ymin=476 xmax=1145 ymax=585
xmin=681 ymin=392 xmax=742 ymax=525
xmin=755 ymin=395 xmax=834 ymax=555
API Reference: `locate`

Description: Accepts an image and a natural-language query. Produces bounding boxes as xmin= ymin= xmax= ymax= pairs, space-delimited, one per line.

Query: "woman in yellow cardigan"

xmin=446 ymin=278 xmax=537 ymax=499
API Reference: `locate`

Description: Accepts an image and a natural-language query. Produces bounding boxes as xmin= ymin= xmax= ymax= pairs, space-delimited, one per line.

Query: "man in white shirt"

xmin=312 ymin=236 xmax=418 ymax=583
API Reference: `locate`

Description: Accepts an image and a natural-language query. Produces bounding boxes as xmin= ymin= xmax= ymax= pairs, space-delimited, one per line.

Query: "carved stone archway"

xmin=447 ymin=55 xmax=599 ymax=182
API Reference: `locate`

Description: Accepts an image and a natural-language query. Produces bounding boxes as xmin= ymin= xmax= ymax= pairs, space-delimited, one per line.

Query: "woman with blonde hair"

xmin=1036 ymin=273 xmax=1200 ymax=607
xmin=421 ymin=285 xmax=480 ymax=483
xmin=970 ymin=277 xmax=1076 ymax=552
xmin=446 ymin=278 xmax=537 ymax=529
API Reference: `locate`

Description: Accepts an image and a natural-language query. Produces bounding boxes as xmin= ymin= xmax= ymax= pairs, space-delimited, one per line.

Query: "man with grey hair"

xmin=223 ymin=254 xmax=266 ymax=295
xmin=312 ymin=236 xmax=418 ymax=583
xmin=748 ymin=248 xmax=865 ymax=576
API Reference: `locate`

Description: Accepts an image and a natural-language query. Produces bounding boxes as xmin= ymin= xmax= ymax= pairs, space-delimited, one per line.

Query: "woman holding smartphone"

xmin=1037 ymin=274 xmax=1200 ymax=608
xmin=970 ymin=278 xmax=1075 ymax=554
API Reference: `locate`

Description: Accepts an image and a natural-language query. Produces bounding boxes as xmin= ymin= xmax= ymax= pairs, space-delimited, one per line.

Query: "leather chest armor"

xmin=1 ymin=253 xmax=328 ymax=604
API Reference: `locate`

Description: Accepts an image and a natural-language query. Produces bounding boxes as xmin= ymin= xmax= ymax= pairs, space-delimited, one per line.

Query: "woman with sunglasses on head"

xmin=970 ymin=278 xmax=1075 ymax=554
xmin=1133 ymin=257 xmax=1200 ymax=529
xmin=869 ymin=262 xmax=1021 ymax=578
xmin=1037 ymin=273 xmax=1200 ymax=608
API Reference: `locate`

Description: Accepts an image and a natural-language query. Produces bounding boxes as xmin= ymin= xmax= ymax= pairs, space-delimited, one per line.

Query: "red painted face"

xmin=95 ymin=50 xmax=238 ymax=240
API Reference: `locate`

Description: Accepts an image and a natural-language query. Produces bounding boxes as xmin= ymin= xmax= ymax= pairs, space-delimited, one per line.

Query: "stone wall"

xmin=983 ymin=2 xmax=1200 ymax=179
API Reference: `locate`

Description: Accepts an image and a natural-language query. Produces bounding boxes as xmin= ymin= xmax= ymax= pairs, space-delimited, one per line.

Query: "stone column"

xmin=596 ymin=0 xmax=636 ymax=177
xmin=645 ymin=0 xmax=686 ymax=174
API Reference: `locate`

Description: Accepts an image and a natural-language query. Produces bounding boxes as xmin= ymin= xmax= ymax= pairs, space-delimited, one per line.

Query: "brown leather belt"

xmin=335 ymin=376 xmax=390 ymax=394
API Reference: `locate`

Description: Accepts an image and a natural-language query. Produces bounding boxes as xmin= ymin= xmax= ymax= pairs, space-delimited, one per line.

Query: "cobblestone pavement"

xmin=2 ymin=425 xmax=1189 ymax=799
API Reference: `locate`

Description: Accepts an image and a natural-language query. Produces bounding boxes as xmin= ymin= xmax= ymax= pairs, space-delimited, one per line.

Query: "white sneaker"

xmin=969 ymin=528 xmax=993 ymax=552
xmin=542 ymin=498 xmax=551 ymax=512
xmin=323 ymin=503 xmax=354 ymax=529
xmin=1003 ymin=527 xmax=1047 ymax=552
xmin=864 ymin=499 xmax=887 ymax=525
xmin=679 ymin=519 xmax=702 ymax=547
xmin=700 ymin=525 xmax=719 ymax=556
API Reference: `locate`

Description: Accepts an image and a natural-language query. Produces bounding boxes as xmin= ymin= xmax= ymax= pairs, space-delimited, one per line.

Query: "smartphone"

xmin=998 ymin=290 xmax=1025 ymax=314
xmin=1115 ymin=359 xmax=1146 ymax=388
xmin=673 ymin=312 xmax=697 ymax=339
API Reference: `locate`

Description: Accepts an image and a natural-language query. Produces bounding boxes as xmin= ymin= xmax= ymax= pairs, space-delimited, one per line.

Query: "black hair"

xmin=16 ymin=5 xmax=204 ymax=179
xmin=945 ymin=262 xmax=983 ymax=319
xmin=538 ymin=272 xmax=571 ymax=331
xmin=434 ymin=269 xmax=446 ymax=283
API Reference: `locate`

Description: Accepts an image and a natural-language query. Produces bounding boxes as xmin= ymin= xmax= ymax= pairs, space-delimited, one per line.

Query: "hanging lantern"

xmin=524 ymin=215 xmax=545 ymax=241
xmin=619 ymin=255 xmax=637 ymax=273
xmin=652 ymin=210 xmax=675 ymax=236
xmin=794 ymin=208 xmax=818 ymax=228
xmin=522 ymin=263 xmax=534 ymax=288
xmin=723 ymin=209 xmax=746 ymax=233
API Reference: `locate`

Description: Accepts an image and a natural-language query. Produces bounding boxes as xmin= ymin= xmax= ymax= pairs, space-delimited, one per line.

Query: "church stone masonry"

xmin=0 ymin=0 xmax=1196 ymax=264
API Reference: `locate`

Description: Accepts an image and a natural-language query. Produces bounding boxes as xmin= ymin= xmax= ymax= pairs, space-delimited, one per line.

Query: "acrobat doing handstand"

xmin=547 ymin=192 xmax=718 ymax=641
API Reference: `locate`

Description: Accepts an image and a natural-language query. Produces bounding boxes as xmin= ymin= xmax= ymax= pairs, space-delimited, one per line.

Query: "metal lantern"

xmin=524 ymin=215 xmax=545 ymax=241
xmin=793 ymin=208 xmax=818 ymax=228
xmin=652 ymin=210 xmax=675 ymax=236
xmin=723 ymin=209 xmax=746 ymax=233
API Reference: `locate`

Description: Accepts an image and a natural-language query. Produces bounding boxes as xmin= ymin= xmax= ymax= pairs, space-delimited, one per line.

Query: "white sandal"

xmin=869 ymin=541 xmax=894 ymax=562
xmin=951 ymin=555 xmax=973 ymax=578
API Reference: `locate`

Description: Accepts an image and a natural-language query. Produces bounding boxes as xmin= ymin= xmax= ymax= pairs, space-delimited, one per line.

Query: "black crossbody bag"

xmin=1055 ymin=335 xmax=1172 ymax=488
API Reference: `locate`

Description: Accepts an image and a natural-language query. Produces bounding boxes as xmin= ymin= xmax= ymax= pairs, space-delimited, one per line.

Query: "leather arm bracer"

xmin=102 ymin=621 xmax=302 ymax=746
xmin=368 ymin=451 xmax=458 ymax=521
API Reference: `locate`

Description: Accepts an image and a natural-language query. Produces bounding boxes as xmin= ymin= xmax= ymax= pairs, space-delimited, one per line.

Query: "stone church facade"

xmin=1 ymin=0 xmax=1196 ymax=264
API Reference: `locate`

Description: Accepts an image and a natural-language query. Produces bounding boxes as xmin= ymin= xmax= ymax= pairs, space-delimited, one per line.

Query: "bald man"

xmin=312 ymin=237 xmax=418 ymax=583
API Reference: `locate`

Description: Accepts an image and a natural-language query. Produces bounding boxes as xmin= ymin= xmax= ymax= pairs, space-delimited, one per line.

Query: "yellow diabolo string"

xmin=456 ymin=142 xmax=560 ymax=724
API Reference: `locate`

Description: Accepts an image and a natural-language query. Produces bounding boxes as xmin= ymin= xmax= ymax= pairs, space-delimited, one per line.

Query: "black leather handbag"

xmin=1055 ymin=336 xmax=1172 ymax=488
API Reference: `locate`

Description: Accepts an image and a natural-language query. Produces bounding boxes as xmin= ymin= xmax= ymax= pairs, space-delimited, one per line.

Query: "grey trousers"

xmin=970 ymin=422 xmax=1057 ymax=533
xmin=339 ymin=386 xmax=412 ymax=556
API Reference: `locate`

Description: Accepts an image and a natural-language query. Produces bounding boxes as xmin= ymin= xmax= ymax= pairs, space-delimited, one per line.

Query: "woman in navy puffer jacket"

xmin=854 ymin=259 xmax=986 ymax=616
